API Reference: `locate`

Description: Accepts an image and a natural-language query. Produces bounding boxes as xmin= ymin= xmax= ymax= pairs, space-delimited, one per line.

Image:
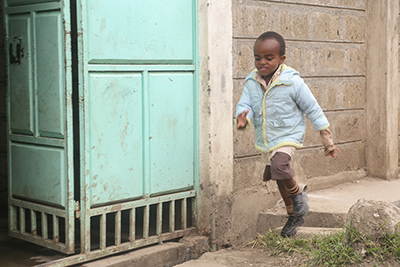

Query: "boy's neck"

xmin=262 ymin=65 xmax=282 ymax=87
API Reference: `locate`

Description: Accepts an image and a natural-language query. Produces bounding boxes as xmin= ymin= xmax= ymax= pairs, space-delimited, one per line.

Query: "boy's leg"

xmin=276 ymin=180 xmax=293 ymax=213
xmin=271 ymin=153 xmax=309 ymax=217
xmin=271 ymin=152 xmax=308 ymax=237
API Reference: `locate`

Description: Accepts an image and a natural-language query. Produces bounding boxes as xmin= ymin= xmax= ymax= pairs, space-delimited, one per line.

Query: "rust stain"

xmin=111 ymin=204 xmax=122 ymax=212
xmin=93 ymin=175 xmax=98 ymax=180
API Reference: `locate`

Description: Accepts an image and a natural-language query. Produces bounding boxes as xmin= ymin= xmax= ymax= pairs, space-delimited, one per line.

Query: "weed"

xmin=249 ymin=223 xmax=400 ymax=266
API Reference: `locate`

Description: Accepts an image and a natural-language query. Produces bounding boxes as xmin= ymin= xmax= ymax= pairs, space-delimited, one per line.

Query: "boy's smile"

xmin=254 ymin=38 xmax=286 ymax=83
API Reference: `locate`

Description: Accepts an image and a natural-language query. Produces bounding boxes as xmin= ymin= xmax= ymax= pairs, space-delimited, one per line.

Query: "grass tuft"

xmin=249 ymin=222 xmax=400 ymax=266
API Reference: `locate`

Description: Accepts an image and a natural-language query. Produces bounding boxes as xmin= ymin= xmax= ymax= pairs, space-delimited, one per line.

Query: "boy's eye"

xmin=255 ymin=58 xmax=260 ymax=61
xmin=266 ymin=58 xmax=273 ymax=61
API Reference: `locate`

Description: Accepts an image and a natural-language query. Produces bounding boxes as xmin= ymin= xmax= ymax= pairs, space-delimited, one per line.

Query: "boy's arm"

xmin=295 ymin=79 xmax=339 ymax=157
xmin=235 ymin=83 xmax=254 ymax=130
xmin=295 ymin=80 xmax=329 ymax=131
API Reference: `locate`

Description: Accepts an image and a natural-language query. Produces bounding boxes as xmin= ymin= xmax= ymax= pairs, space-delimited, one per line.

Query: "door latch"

xmin=74 ymin=201 xmax=81 ymax=218
xmin=8 ymin=37 xmax=24 ymax=65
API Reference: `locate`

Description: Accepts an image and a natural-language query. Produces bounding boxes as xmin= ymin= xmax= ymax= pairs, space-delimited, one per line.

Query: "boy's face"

xmin=254 ymin=38 xmax=286 ymax=80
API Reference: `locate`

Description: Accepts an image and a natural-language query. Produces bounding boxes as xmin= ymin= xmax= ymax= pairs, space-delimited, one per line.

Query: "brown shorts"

xmin=263 ymin=152 xmax=295 ymax=181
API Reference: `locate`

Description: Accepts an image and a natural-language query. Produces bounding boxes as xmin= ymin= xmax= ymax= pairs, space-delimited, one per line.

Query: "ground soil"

xmin=185 ymin=246 xmax=400 ymax=267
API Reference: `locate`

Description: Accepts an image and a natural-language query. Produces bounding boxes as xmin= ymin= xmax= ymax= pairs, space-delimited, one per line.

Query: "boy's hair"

xmin=255 ymin=31 xmax=286 ymax=56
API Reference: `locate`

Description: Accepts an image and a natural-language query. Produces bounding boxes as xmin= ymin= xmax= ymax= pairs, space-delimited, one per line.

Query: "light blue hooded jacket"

xmin=236 ymin=64 xmax=329 ymax=153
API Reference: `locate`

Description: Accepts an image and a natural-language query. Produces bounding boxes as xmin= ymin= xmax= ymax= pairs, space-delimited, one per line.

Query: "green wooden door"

xmin=5 ymin=0 xmax=75 ymax=254
xmin=77 ymin=0 xmax=199 ymax=258
xmin=81 ymin=0 xmax=198 ymax=206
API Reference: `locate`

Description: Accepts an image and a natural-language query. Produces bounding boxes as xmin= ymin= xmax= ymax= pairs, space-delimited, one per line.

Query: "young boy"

xmin=236 ymin=31 xmax=338 ymax=237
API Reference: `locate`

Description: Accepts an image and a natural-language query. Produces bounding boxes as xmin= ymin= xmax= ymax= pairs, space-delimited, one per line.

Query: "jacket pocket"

xmin=271 ymin=113 xmax=296 ymax=127
xmin=269 ymin=91 xmax=297 ymax=127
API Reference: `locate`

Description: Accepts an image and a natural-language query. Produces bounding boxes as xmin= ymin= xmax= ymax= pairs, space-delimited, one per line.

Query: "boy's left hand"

xmin=326 ymin=146 xmax=339 ymax=158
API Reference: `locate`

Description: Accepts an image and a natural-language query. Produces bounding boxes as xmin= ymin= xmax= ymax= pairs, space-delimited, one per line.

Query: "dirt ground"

xmin=177 ymin=246 xmax=400 ymax=267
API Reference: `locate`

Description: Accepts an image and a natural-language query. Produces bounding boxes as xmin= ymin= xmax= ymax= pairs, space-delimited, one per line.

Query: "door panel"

xmin=149 ymin=72 xmax=194 ymax=195
xmin=11 ymin=143 xmax=66 ymax=207
xmin=8 ymin=14 xmax=33 ymax=135
xmin=88 ymin=73 xmax=144 ymax=206
xmin=7 ymin=0 xmax=56 ymax=6
xmin=36 ymin=11 xmax=65 ymax=138
xmin=86 ymin=0 xmax=194 ymax=63
xmin=6 ymin=0 xmax=75 ymax=254
xmin=8 ymin=5 xmax=68 ymax=207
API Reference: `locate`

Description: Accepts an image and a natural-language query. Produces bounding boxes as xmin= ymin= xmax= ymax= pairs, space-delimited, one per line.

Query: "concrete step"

xmin=274 ymin=226 xmax=343 ymax=238
xmin=257 ymin=177 xmax=400 ymax=234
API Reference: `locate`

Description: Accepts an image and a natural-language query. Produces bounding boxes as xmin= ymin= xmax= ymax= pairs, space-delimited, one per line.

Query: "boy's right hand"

xmin=237 ymin=110 xmax=249 ymax=129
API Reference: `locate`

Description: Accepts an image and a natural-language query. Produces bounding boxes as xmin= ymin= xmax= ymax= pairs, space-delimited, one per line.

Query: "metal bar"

xmin=87 ymin=58 xmax=193 ymax=64
xmin=89 ymin=190 xmax=195 ymax=216
xmin=192 ymin=197 xmax=197 ymax=227
xmin=62 ymin=0 xmax=76 ymax=254
xmin=156 ymin=204 xmax=162 ymax=236
xmin=10 ymin=205 xmax=17 ymax=231
xmin=143 ymin=205 xmax=149 ymax=239
xmin=9 ymin=231 xmax=67 ymax=253
xmin=100 ymin=214 xmax=106 ymax=250
xmin=53 ymin=215 xmax=59 ymax=243
xmin=20 ymin=208 xmax=25 ymax=233
xmin=82 ymin=212 xmax=90 ymax=254
xmin=129 ymin=208 xmax=135 ymax=242
xmin=182 ymin=199 xmax=187 ymax=230
xmin=42 ymin=212 xmax=48 ymax=240
xmin=31 ymin=210 xmax=37 ymax=236
xmin=4 ymin=2 xmax=61 ymax=14
xmin=170 ymin=201 xmax=175 ymax=232
xmin=31 ymin=8 xmax=38 ymax=138
xmin=87 ymin=64 xmax=195 ymax=72
xmin=192 ymin=0 xmax=201 ymax=230
xmin=77 ymin=0 xmax=91 ymax=256
xmin=9 ymin=198 xmax=66 ymax=217
xmin=34 ymin=228 xmax=197 ymax=267
xmin=8 ymin=135 xmax=64 ymax=147
xmin=115 ymin=211 xmax=121 ymax=246
xmin=143 ymin=70 xmax=150 ymax=199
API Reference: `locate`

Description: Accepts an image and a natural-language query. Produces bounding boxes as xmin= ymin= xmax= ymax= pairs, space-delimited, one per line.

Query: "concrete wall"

xmin=228 ymin=0 xmax=377 ymax=246
xmin=223 ymin=0 xmax=399 ymax=246
xmin=365 ymin=0 xmax=398 ymax=180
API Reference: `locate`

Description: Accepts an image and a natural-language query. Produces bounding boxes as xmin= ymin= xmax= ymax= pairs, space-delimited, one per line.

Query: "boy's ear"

xmin=279 ymin=55 xmax=286 ymax=64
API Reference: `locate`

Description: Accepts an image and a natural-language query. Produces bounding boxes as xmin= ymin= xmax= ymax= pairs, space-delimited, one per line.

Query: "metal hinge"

xmin=74 ymin=201 xmax=81 ymax=219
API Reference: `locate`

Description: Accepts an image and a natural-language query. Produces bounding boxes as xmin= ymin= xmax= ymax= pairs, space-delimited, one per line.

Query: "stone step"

xmin=273 ymin=226 xmax=343 ymax=239
xmin=257 ymin=210 xmax=345 ymax=234
xmin=257 ymin=177 xmax=400 ymax=234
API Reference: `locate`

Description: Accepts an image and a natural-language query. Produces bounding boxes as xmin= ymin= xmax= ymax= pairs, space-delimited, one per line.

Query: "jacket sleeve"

xmin=320 ymin=128 xmax=336 ymax=156
xmin=235 ymin=82 xmax=254 ymax=130
xmin=295 ymin=78 xmax=329 ymax=131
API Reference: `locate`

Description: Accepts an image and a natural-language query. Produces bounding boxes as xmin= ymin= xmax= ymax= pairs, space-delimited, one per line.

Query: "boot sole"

xmin=280 ymin=217 xmax=305 ymax=238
